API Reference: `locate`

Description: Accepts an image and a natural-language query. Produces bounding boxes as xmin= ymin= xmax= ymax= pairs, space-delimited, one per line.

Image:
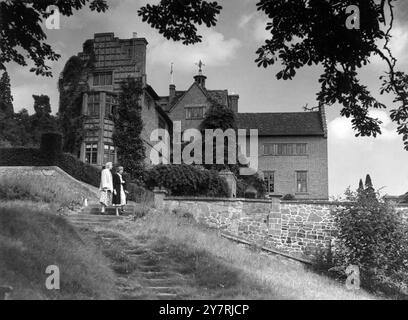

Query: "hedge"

xmin=0 ymin=147 xmax=100 ymax=188
xmin=144 ymin=164 xmax=230 ymax=197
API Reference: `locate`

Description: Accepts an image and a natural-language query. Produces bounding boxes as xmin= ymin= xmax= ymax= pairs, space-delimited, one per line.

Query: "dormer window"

xmin=93 ymin=72 xmax=113 ymax=86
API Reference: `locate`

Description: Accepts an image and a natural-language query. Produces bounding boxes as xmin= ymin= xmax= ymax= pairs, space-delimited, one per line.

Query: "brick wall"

xmin=163 ymin=197 xmax=408 ymax=260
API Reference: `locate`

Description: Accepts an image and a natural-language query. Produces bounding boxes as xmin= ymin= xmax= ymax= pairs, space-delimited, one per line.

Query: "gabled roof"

xmin=236 ymin=112 xmax=325 ymax=136
xmin=159 ymin=83 xmax=232 ymax=112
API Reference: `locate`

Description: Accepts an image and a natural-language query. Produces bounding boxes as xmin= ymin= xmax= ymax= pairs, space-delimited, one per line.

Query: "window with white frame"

xmin=85 ymin=143 xmax=98 ymax=164
xmin=296 ymin=171 xmax=308 ymax=193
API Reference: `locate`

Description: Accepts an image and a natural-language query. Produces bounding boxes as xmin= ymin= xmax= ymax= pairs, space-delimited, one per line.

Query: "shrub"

xmin=56 ymin=153 xmax=100 ymax=188
xmin=237 ymin=174 xmax=266 ymax=198
xmin=40 ymin=132 xmax=62 ymax=158
xmin=332 ymin=191 xmax=408 ymax=296
xmin=126 ymin=182 xmax=154 ymax=205
xmin=144 ymin=164 xmax=229 ymax=197
xmin=282 ymin=194 xmax=295 ymax=201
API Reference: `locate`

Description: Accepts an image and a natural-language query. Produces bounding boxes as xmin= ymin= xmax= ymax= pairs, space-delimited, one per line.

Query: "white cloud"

xmin=371 ymin=24 xmax=408 ymax=66
xmin=329 ymin=110 xmax=398 ymax=143
xmin=148 ymin=29 xmax=241 ymax=72
xmin=253 ymin=18 xmax=270 ymax=43
xmin=238 ymin=12 xmax=256 ymax=28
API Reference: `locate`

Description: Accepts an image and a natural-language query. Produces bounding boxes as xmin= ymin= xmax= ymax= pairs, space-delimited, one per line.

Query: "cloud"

xmin=238 ymin=12 xmax=256 ymax=28
xmin=329 ymin=110 xmax=399 ymax=143
xmin=148 ymin=29 xmax=241 ymax=72
xmin=328 ymin=110 xmax=408 ymax=197
xmin=370 ymin=24 xmax=408 ymax=66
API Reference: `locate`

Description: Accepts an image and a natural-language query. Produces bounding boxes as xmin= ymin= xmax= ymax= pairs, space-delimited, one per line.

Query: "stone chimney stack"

xmin=229 ymin=94 xmax=239 ymax=113
xmin=319 ymin=103 xmax=328 ymax=138
xmin=169 ymin=84 xmax=176 ymax=105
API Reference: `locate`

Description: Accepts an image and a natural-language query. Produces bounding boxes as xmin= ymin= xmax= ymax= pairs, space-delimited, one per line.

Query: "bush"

xmin=237 ymin=174 xmax=266 ymax=198
xmin=282 ymin=194 xmax=295 ymax=201
xmin=332 ymin=193 xmax=408 ymax=296
xmin=56 ymin=153 xmax=100 ymax=188
xmin=144 ymin=164 xmax=230 ymax=197
xmin=40 ymin=132 xmax=62 ymax=157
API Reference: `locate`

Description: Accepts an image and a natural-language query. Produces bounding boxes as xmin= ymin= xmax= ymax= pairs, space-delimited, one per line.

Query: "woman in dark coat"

xmin=112 ymin=166 xmax=127 ymax=216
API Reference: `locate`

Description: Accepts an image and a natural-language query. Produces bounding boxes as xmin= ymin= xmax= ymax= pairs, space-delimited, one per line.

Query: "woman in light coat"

xmin=100 ymin=162 xmax=113 ymax=214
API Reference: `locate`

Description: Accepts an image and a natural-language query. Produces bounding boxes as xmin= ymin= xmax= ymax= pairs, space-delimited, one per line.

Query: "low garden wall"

xmin=163 ymin=197 xmax=408 ymax=260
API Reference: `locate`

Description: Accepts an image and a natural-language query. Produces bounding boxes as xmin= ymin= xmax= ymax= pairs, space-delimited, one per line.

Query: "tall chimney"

xmin=169 ymin=84 xmax=176 ymax=105
xmin=229 ymin=94 xmax=239 ymax=113
xmin=319 ymin=103 xmax=328 ymax=138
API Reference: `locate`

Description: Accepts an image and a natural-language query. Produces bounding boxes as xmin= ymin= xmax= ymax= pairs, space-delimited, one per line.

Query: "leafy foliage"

xmin=33 ymin=94 xmax=51 ymax=115
xmin=0 ymin=0 xmax=108 ymax=76
xmin=139 ymin=0 xmax=408 ymax=150
xmin=0 ymin=71 xmax=14 ymax=117
xmin=199 ymin=101 xmax=239 ymax=173
xmin=138 ymin=0 xmax=222 ymax=45
xmin=58 ymin=55 xmax=90 ymax=155
xmin=332 ymin=179 xmax=408 ymax=296
xmin=237 ymin=174 xmax=267 ymax=199
xmin=113 ymin=78 xmax=146 ymax=180
xmin=144 ymin=164 xmax=229 ymax=197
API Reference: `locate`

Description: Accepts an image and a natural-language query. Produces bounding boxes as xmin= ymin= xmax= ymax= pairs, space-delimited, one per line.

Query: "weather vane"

xmin=195 ymin=60 xmax=205 ymax=75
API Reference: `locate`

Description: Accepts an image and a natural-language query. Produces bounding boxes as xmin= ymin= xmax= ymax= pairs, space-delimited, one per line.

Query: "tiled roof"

xmin=236 ymin=112 xmax=325 ymax=136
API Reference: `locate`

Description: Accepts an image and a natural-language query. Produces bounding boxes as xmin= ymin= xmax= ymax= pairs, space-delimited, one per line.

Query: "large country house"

xmin=65 ymin=32 xmax=329 ymax=200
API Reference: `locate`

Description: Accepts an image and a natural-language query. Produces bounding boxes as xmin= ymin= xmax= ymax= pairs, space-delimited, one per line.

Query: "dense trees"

xmin=0 ymin=88 xmax=59 ymax=147
xmin=0 ymin=72 xmax=14 ymax=118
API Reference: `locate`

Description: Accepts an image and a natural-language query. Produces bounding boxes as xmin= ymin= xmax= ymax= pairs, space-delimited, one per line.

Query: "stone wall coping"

xmin=280 ymin=200 xmax=355 ymax=206
xmin=164 ymin=196 xmax=274 ymax=204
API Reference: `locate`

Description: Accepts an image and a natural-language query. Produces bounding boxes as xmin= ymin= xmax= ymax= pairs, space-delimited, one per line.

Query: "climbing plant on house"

xmin=58 ymin=42 xmax=96 ymax=155
xmin=113 ymin=78 xmax=145 ymax=181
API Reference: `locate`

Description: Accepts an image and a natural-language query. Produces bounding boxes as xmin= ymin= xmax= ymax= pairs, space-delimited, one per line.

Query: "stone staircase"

xmin=104 ymin=235 xmax=190 ymax=300
xmin=66 ymin=204 xmax=189 ymax=300
xmin=80 ymin=202 xmax=137 ymax=216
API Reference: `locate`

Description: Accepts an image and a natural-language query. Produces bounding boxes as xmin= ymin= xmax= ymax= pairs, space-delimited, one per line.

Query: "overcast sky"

xmin=5 ymin=0 xmax=408 ymax=197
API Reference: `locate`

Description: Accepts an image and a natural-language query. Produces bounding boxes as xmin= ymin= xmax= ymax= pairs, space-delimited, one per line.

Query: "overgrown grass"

xmin=97 ymin=211 xmax=375 ymax=300
xmin=0 ymin=202 xmax=116 ymax=299
xmin=0 ymin=174 xmax=94 ymax=209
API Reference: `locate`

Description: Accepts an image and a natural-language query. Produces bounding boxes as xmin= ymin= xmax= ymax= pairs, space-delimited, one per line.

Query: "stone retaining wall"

xmin=163 ymin=197 xmax=408 ymax=260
